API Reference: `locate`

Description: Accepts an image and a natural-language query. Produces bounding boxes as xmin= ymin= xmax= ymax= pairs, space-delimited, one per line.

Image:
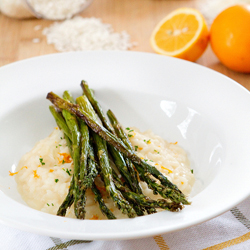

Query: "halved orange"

xmin=150 ymin=8 xmax=209 ymax=62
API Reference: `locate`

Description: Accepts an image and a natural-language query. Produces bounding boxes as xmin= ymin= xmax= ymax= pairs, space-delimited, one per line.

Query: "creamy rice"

xmin=15 ymin=127 xmax=195 ymax=220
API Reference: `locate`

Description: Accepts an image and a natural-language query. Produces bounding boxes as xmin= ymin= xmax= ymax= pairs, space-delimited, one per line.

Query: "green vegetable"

xmin=76 ymin=95 xmax=137 ymax=218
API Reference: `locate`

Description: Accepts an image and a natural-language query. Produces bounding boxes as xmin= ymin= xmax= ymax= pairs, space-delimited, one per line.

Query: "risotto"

xmin=14 ymin=126 xmax=195 ymax=220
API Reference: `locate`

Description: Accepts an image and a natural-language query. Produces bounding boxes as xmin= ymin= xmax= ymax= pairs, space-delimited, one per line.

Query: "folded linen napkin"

xmin=1 ymin=196 xmax=250 ymax=250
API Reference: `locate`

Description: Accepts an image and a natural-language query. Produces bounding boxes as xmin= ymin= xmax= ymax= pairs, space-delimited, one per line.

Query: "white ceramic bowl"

xmin=1 ymin=51 xmax=250 ymax=240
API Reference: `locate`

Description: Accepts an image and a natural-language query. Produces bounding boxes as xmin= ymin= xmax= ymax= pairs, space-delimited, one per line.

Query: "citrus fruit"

xmin=150 ymin=8 xmax=209 ymax=62
xmin=210 ymin=5 xmax=250 ymax=73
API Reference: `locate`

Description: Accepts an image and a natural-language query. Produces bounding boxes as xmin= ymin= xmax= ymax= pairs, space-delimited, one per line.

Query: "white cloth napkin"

xmin=1 ymin=196 xmax=250 ymax=250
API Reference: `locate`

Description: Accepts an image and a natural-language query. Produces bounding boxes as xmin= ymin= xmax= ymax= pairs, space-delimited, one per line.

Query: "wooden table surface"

xmin=0 ymin=0 xmax=249 ymax=91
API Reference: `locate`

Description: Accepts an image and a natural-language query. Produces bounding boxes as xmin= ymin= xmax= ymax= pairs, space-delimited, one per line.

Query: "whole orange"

xmin=210 ymin=5 xmax=250 ymax=73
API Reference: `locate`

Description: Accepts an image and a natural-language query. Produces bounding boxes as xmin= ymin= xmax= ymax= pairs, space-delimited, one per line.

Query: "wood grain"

xmin=0 ymin=0 xmax=249 ymax=90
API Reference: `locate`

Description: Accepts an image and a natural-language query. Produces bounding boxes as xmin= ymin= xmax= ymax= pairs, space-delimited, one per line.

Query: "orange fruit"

xmin=150 ymin=8 xmax=209 ymax=62
xmin=210 ymin=5 xmax=250 ymax=73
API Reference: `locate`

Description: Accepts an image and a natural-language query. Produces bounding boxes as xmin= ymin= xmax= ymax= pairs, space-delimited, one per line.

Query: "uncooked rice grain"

xmin=42 ymin=16 xmax=136 ymax=52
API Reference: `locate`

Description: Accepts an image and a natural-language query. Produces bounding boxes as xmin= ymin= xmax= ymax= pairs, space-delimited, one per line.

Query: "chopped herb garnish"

xmin=58 ymin=144 xmax=62 ymax=146
xmin=128 ymin=134 xmax=133 ymax=137
xmin=191 ymin=169 xmax=194 ymax=174
xmin=134 ymin=145 xmax=138 ymax=151
xmin=154 ymin=150 xmax=160 ymax=154
xmin=55 ymin=179 xmax=59 ymax=183
xmin=60 ymin=137 xmax=63 ymax=139
xmin=62 ymin=159 xmax=65 ymax=164
xmin=52 ymin=203 xmax=54 ymax=206
xmin=66 ymin=168 xmax=71 ymax=176
xmin=126 ymin=127 xmax=130 ymax=130
xmin=144 ymin=159 xmax=148 ymax=162
xmin=39 ymin=158 xmax=45 ymax=165
xmin=47 ymin=203 xmax=50 ymax=206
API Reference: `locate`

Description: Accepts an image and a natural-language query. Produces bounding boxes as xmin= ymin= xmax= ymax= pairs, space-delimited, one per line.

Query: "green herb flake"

xmin=39 ymin=158 xmax=45 ymax=165
xmin=58 ymin=144 xmax=62 ymax=146
xmin=154 ymin=150 xmax=160 ymax=154
xmin=191 ymin=169 xmax=194 ymax=174
xmin=52 ymin=203 xmax=54 ymax=206
xmin=47 ymin=203 xmax=50 ymax=206
xmin=60 ymin=137 xmax=63 ymax=140
xmin=134 ymin=145 xmax=138 ymax=151
xmin=128 ymin=134 xmax=133 ymax=137
xmin=62 ymin=159 xmax=65 ymax=164
xmin=126 ymin=127 xmax=130 ymax=130
xmin=55 ymin=179 xmax=59 ymax=183
xmin=66 ymin=169 xmax=71 ymax=176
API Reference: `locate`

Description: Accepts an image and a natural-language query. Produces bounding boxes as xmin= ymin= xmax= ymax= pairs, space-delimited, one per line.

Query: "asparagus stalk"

xmin=46 ymin=92 xmax=189 ymax=205
xmin=49 ymin=105 xmax=72 ymax=139
xmin=62 ymin=91 xmax=90 ymax=219
xmin=81 ymin=81 xmax=139 ymax=192
xmin=57 ymin=178 xmax=74 ymax=216
xmin=106 ymin=110 xmax=142 ymax=194
xmin=61 ymin=108 xmax=82 ymax=219
xmin=76 ymin=95 xmax=137 ymax=218
xmin=74 ymin=118 xmax=89 ymax=219
xmin=87 ymin=140 xmax=116 ymax=219
xmin=48 ymin=105 xmax=74 ymax=216
xmin=106 ymin=109 xmax=133 ymax=150
xmin=91 ymin=183 xmax=116 ymax=219
xmin=81 ymin=80 xmax=115 ymax=134
xmin=111 ymin=170 xmax=149 ymax=216
xmin=107 ymin=145 xmax=139 ymax=193
xmin=113 ymin=178 xmax=182 ymax=212
xmin=134 ymin=163 xmax=189 ymax=204
xmin=84 ymin=142 xmax=98 ymax=189
xmin=63 ymin=90 xmax=76 ymax=104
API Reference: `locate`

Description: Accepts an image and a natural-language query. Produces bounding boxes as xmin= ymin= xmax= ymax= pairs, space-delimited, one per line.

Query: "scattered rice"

xmin=15 ymin=127 xmax=194 ymax=220
xmin=34 ymin=25 xmax=42 ymax=31
xmin=42 ymin=16 xmax=135 ymax=52
xmin=32 ymin=38 xmax=40 ymax=43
